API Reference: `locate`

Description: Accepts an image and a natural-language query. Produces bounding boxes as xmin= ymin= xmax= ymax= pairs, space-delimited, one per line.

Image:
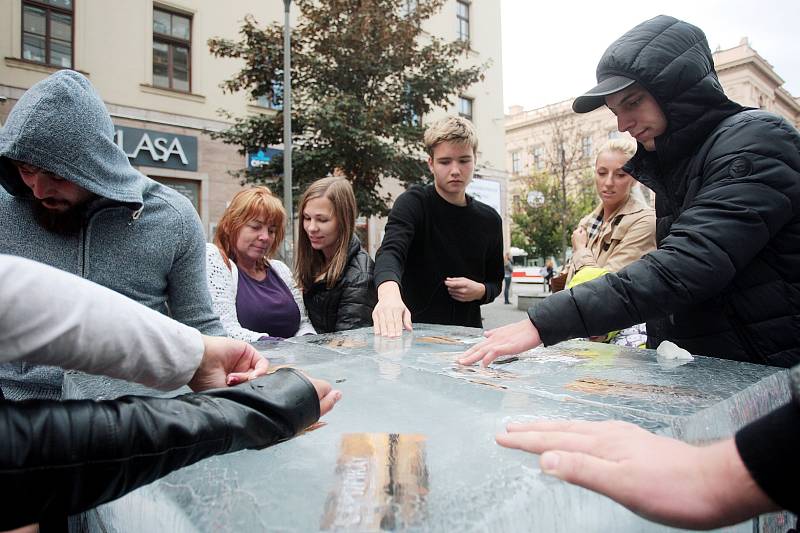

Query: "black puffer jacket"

xmin=303 ymin=236 xmax=377 ymax=333
xmin=0 ymin=369 xmax=319 ymax=530
xmin=530 ymin=16 xmax=800 ymax=367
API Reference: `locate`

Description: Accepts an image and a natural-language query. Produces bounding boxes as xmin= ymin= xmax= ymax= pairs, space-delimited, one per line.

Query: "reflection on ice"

xmin=321 ymin=433 xmax=429 ymax=531
xmin=65 ymin=324 xmax=792 ymax=532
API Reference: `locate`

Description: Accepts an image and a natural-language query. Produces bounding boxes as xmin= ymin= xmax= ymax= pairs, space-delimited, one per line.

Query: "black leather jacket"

xmin=529 ymin=16 xmax=800 ymax=367
xmin=303 ymin=236 xmax=377 ymax=333
xmin=0 ymin=368 xmax=319 ymax=530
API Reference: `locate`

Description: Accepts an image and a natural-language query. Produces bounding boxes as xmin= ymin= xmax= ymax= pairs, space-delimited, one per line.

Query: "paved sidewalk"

xmin=481 ymin=283 xmax=550 ymax=330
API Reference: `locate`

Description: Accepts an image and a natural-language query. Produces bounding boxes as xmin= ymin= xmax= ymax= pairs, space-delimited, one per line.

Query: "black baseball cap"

xmin=572 ymin=75 xmax=636 ymax=113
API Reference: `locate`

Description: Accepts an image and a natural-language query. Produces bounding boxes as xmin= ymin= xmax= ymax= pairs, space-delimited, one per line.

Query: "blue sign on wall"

xmin=247 ymin=148 xmax=283 ymax=170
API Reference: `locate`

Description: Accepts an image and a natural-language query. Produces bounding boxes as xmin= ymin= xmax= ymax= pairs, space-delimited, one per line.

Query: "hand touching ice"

xmin=458 ymin=319 xmax=542 ymax=366
xmin=189 ymin=335 xmax=270 ymax=391
xmin=496 ymin=419 xmax=778 ymax=529
xmin=308 ymin=377 xmax=341 ymax=417
xmin=372 ymin=281 xmax=413 ymax=337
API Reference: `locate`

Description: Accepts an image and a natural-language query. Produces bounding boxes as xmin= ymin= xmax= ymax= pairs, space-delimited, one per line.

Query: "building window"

xmin=512 ymin=194 xmax=521 ymax=212
xmin=533 ymin=146 xmax=544 ymax=170
xmin=401 ymin=83 xmax=421 ymax=126
xmin=152 ymin=176 xmax=201 ymax=214
xmin=456 ymin=1 xmax=470 ymax=43
xmin=458 ymin=96 xmax=473 ymax=121
xmin=511 ymin=151 xmax=521 ymax=174
xmin=401 ymin=0 xmax=417 ymax=17
xmin=152 ymin=7 xmax=191 ymax=92
xmin=21 ymin=0 xmax=74 ymax=68
xmin=581 ymin=136 xmax=593 ymax=158
xmin=256 ymin=81 xmax=283 ymax=110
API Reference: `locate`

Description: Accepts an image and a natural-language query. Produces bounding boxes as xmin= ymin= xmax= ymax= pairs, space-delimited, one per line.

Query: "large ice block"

xmin=64 ymin=325 xmax=793 ymax=532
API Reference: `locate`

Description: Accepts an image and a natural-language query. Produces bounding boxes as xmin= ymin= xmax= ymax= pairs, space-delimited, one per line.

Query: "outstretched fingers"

xmin=538 ymin=451 xmax=620 ymax=497
xmin=402 ymin=308 xmax=413 ymax=332
xmin=458 ymin=340 xmax=495 ymax=366
xmin=506 ymin=419 xmax=636 ymax=435
xmin=496 ymin=430 xmax=600 ymax=456
xmin=319 ymin=389 xmax=342 ymax=417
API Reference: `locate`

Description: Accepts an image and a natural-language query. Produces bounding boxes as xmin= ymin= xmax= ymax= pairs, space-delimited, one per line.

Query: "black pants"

xmin=503 ymin=276 xmax=512 ymax=303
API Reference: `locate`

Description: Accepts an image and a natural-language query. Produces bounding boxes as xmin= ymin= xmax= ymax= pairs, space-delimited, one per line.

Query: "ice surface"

xmin=64 ymin=325 xmax=793 ymax=532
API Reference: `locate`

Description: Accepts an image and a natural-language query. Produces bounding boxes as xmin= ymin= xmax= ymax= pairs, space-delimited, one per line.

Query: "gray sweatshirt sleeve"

xmin=166 ymin=205 xmax=227 ymax=336
xmin=0 ymin=254 xmax=204 ymax=390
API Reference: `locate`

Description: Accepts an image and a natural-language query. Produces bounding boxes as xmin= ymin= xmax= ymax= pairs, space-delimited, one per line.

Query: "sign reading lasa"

xmin=247 ymin=148 xmax=283 ymax=170
xmin=114 ymin=126 xmax=198 ymax=171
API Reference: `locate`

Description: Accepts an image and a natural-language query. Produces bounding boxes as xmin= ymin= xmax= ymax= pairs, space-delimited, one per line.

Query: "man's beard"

xmin=32 ymin=200 xmax=89 ymax=236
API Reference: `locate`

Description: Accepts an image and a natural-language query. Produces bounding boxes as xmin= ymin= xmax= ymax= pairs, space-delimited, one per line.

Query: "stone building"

xmin=505 ymin=39 xmax=800 ymax=209
xmin=0 ymin=0 xmax=507 ymax=254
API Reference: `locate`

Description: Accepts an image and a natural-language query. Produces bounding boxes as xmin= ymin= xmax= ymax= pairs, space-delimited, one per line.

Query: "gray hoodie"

xmin=0 ymin=70 xmax=224 ymax=400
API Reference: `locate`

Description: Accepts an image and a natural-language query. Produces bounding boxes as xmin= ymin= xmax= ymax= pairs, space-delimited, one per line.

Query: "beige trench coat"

xmin=565 ymin=195 xmax=656 ymax=284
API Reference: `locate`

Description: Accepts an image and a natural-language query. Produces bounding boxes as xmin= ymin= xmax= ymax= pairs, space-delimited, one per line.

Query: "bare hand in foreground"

xmin=572 ymin=226 xmax=588 ymax=250
xmin=188 ymin=335 xmax=270 ymax=392
xmin=372 ymin=281 xmax=412 ymax=337
xmin=308 ymin=377 xmax=341 ymax=417
xmin=445 ymin=277 xmax=486 ymax=302
xmin=496 ymin=419 xmax=778 ymax=530
xmin=458 ymin=319 xmax=541 ymax=366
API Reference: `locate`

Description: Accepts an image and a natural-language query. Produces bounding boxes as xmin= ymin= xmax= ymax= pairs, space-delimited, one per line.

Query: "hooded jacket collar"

xmin=596 ymin=16 xmax=745 ymax=169
xmin=0 ymin=70 xmax=146 ymax=210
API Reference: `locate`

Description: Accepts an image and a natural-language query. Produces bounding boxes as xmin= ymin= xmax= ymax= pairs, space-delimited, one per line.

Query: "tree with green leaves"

xmin=208 ymin=0 xmax=486 ymax=217
xmin=511 ymin=169 xmax=596 ymax=264
xmin=510 ymin=110 xmax=597 ymax=263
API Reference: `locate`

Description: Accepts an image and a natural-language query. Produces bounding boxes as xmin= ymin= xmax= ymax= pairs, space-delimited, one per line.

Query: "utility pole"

xmin=282 ymin=0 xmax=293 ymax=261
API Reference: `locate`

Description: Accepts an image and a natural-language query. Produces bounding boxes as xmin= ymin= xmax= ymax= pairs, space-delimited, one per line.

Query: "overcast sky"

xmin=501 ymin=0 xmax=799 ymax=112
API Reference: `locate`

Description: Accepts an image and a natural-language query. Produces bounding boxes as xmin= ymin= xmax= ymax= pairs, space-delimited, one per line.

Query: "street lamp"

xmin=282 ymin=0 xmax=293 ymax=260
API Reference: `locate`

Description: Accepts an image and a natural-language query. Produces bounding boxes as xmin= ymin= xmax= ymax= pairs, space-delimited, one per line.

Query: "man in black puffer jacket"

xmin=461 ymin=15 xmax=800 ymax=526
xmin=462 ymin=15 xmax=800 ymax=368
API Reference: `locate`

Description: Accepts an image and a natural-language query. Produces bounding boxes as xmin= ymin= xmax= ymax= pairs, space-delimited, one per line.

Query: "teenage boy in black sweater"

xmin=372 ymin=116 xmax=503 ymax=337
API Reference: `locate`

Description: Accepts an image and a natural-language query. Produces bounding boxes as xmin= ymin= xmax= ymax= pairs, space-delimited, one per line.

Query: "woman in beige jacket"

xmin=567 ymin=139 xmax=656 ymax=282
xmin=565 ymin=139 xmax=656 ymax=347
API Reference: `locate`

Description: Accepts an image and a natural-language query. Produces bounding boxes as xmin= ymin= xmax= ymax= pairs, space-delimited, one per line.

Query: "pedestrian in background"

xmin=503 ymin=252 xmax=514 ymax=304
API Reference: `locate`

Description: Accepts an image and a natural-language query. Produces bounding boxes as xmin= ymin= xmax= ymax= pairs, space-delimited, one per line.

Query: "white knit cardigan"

xmin=205 ymin=243 xmax=316 ymax=342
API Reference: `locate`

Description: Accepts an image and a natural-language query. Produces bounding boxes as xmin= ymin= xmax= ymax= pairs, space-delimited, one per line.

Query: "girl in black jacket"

xmin=296 ymin=177 xmax=377 ymax=332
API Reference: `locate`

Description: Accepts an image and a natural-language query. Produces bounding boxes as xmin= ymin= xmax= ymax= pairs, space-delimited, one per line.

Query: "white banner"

xmin=467 ymin=178 xmax=502 ymax=215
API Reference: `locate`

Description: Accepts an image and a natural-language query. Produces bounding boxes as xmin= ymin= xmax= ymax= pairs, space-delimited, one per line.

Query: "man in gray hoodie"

xmin=0 ymin=70 xmax=225 ymax=400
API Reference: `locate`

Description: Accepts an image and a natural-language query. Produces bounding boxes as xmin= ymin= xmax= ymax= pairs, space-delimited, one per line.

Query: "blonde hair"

xmin=213 ymin=186 xmax=286 ymax=270
xmin=595 ymin=138 xmax=646 ymax=204
xmin=423 ymin=115 xmax=478 ymax=156
xmin=295 ymin=177 xmax=358 ymax=291
xmin=596 ymin=138 xmax=637 ymax=161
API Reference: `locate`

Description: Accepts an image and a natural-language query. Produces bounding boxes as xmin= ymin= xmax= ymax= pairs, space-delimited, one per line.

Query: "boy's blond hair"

xmin=423 ymin=116 xmax=478 ymax=156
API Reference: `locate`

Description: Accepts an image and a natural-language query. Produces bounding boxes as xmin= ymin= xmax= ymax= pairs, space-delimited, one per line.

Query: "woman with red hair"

xmin=206 ymin=187 xmax=315 ymax=341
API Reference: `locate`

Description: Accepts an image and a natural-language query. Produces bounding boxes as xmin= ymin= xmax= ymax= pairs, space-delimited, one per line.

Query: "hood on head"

xmin=0 ymin=70 xmax=144 ymax=207
xmin=593 ymin=15 xmax=743 ymax=158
